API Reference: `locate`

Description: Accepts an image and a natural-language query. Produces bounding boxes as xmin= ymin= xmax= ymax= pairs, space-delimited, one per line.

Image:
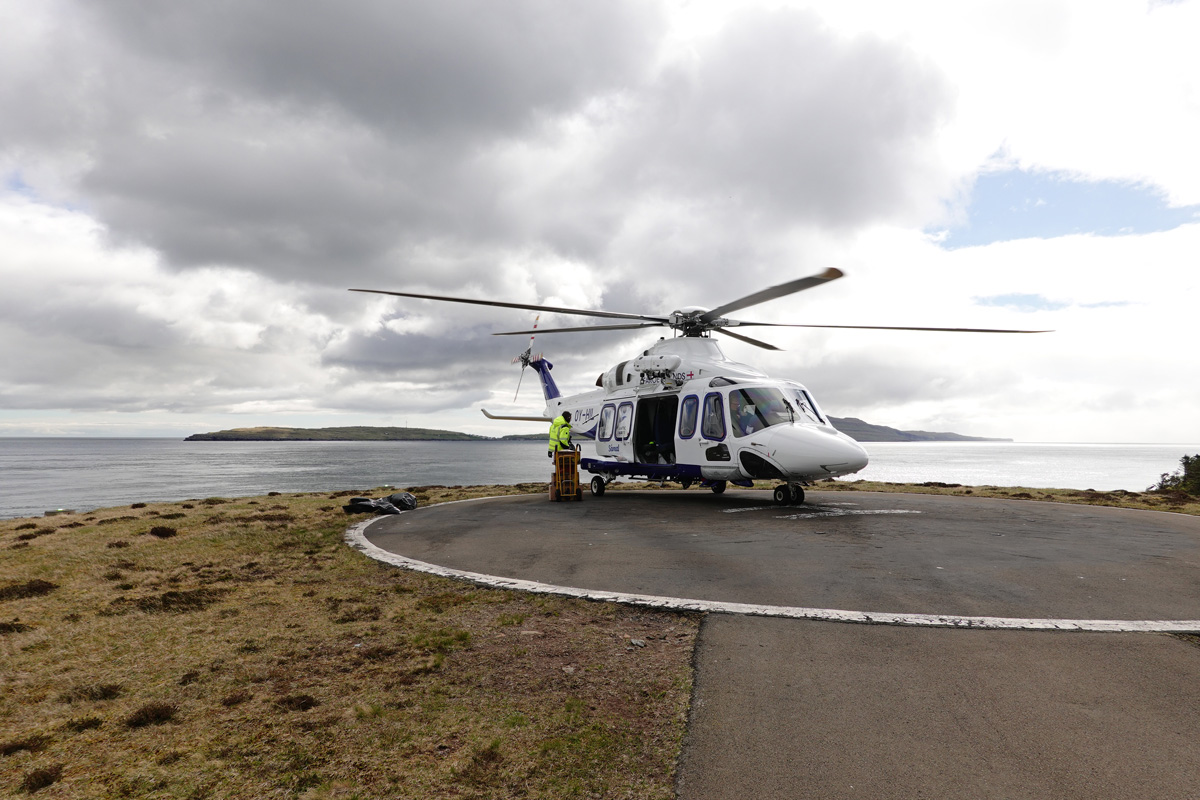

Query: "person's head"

xmin=562 ymin=411 xmax=572 ymax=423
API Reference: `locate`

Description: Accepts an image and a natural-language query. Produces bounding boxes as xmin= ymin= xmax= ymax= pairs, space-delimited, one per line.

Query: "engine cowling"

xmin=600 ymin=354 xmax=683 ymax=392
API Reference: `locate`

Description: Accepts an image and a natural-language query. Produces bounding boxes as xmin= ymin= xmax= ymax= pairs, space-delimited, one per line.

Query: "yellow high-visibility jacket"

xmin=548 ymin=415 xmax=572 ymax=452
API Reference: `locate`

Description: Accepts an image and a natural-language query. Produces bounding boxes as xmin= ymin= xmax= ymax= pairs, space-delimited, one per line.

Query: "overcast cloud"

xmin=1 ymin=0 xmax=1198 ymax=442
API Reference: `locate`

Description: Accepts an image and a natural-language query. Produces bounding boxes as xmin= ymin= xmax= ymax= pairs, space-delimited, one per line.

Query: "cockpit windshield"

xmin=729 ymin=385 xmax=827 ymax=437
xmin=786 ymin=387 xmax=824 ymax=425
xmin=729 ymin=387 xmax=792 ymax=437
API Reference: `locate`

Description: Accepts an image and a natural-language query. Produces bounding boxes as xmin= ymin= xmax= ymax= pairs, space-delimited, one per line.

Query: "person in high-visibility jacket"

xmin=547 ymin=411 xmax=572 ymax=457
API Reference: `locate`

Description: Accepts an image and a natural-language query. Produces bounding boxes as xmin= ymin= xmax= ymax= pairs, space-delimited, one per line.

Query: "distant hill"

xmin=828 ymin=417 xmax=1010 ymax=443
xmin=185 ymin=426 xmax=488 ymax=441
xmin=187 ymin=421 xmax=1007 ymax=443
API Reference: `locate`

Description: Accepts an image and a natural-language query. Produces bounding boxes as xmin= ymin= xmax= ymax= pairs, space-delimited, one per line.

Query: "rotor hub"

xmin=668 ymin=307 xmax=719 ymax=337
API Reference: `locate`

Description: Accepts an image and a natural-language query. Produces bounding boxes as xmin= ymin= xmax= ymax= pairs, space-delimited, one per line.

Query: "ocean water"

xmin=1 ymin=438 xmax=1197 ymax=519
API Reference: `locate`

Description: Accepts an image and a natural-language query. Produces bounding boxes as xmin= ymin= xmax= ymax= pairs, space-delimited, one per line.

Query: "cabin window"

xmin=598 ymin=404 xmax=616 ymax=440
xmin=679 ymin=395 xmax=699 ymax=439
xmin=615 ymin=402 xmax=633 ymax=440
xmin=701 ymin=393 xmax=726 ymax=440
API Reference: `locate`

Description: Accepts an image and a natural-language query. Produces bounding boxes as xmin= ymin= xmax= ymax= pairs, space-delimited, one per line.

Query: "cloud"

xmin=5 ymin=1 xmax=666 ymax=285
xmin=611 ymin=7 xmax=955 ymax=231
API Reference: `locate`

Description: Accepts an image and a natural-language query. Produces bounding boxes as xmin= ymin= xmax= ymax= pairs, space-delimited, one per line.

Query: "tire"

xmin=710 ymin=480 xmax=727 ymax=495
xmin=590 ymin=476 xmax=606 ymax=496
xmin=773 ymin=485 xmax=790 ymax=505
xmin=789 ymin=485 xmax=805 ymax=505
xmin=680 ymin=478 xmax=693 ymax=490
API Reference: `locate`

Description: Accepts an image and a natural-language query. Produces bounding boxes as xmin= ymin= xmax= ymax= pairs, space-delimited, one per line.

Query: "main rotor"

xmin=350 ymin=267 xmax=1049 ymax=351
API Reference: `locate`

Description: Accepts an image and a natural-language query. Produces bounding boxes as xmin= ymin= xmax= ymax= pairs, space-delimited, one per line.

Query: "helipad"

xmin=350 ymin=490 xmax=1200 ymax=631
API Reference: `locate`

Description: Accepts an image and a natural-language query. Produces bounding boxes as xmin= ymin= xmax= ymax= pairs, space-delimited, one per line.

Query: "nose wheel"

xmin=773 ymin=484 xmax=805 ymax=505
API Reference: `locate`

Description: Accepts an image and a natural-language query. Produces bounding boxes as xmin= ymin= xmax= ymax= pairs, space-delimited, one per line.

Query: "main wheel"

xmin=590 ymin=476 xmax=606 ymax=496
xmin=789 ymin=484 xmax=805 ymax=505
xmin=773 ymin=485 xmax=790 ymax=505
xmin=680 ymin=478 xmax=693 ymax=490
xmin=710 ymin=480 xmax=726 ymax=495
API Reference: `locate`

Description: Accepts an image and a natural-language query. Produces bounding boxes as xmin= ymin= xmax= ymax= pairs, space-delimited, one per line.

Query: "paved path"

xmin=356 ymin=490 xmax=1200 ymax=797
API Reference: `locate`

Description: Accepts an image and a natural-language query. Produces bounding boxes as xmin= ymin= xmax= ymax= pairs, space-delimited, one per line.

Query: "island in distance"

xmin=185 ymin=420 xmax=1010 ymax=444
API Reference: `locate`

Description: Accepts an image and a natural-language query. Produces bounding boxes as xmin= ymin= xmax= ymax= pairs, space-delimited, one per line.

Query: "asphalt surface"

xmin=363 ymin=490 xmax=1200 ymax=797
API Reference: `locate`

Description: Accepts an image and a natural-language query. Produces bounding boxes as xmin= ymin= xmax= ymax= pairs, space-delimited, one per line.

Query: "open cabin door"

xmin=632 ymin=394 xmax=679 ymax=465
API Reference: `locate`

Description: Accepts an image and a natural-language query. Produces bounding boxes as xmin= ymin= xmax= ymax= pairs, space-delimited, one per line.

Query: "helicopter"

xmin=351 ymin=268 xmax=1047 ymax=505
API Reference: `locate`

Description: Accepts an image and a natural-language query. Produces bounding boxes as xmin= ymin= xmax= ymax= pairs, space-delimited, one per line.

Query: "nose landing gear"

xmin=772 ymin=483 xmax=805 ymax=505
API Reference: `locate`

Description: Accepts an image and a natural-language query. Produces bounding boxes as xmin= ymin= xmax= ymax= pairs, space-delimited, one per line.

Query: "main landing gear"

xmin=773 ymin=483 xmax=805 ymax=505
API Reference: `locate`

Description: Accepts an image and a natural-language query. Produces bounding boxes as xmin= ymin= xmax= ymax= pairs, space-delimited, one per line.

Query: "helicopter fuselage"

xmin=541 ymin=338 xmax=869 ymax=488
xmin=353 ymin=266 xmax=1042 ymax=497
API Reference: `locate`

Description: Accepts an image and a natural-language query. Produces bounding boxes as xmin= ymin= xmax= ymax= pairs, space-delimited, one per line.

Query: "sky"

xmin=1 ymin=0 xmax=1198 ymax=443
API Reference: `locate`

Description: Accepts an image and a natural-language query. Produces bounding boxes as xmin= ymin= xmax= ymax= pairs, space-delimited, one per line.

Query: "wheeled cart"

xmin=550 ymin=447 xmax=583 ymax=501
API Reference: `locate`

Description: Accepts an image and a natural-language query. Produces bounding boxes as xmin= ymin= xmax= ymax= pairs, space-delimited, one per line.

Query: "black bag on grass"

xmin=386 ymin=492 xmax=418 ymax=511
xmin=342 ymin=497 xmax=400 ymax=515
xmin=341 ymin=492 xmax=418 ymax=515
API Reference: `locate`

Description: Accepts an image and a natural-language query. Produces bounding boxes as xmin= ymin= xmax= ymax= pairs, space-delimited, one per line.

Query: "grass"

xmin=0 ymin=484 xmax=697 ymax=799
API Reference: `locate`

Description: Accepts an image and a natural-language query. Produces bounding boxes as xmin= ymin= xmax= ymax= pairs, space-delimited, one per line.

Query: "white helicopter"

xmin=351 ymin=268 xmax=1046 ymax=505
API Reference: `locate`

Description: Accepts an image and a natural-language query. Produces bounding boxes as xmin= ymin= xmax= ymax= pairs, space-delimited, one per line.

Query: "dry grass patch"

xmin=0 ymin=484 xmax=697 ymax=799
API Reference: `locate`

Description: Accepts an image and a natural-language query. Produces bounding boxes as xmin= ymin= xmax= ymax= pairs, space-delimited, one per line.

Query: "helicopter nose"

xmin=765 ymin=424 xmax=869 ymax=478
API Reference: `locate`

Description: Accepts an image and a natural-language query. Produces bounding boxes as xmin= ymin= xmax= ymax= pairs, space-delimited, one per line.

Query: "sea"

xmin=1 ymin=438 xmax=1197 ymax=520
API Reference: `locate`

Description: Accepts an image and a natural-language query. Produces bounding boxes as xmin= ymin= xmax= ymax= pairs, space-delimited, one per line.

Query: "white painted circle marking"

xmin=345 ymin=502 xmax=1200 ymax=634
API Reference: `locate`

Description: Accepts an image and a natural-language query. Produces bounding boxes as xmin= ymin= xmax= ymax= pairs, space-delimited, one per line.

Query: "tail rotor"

xmin=511 ymin=315 xmax=540 ymax=402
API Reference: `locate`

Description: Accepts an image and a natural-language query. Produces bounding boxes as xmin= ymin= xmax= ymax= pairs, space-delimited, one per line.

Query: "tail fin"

xmin=529 ymin=354 xmax=561 ymax=401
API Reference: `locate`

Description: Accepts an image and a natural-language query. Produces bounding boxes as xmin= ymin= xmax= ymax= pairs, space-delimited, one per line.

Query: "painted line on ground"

xmin=345 ymin=515 xmax=1200 ymax=633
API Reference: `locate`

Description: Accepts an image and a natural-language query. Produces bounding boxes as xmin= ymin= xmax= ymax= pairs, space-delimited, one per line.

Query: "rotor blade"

xmin=700 ymin=268 xmax=844 ymax=323
xmin=492 ymin=322 xmax=666 ymax=336
xmin=527 ymin=314 xmax=540 ymax=348
xmin=349 ymin=288 xmax=667 ymax=324
xmin=481 ymin=409 xmax=553 ymax=422
xmin=513 ymin=366 xmax=525 ymax=403
xmin=714 ymin=327 xmax=782 ymax=351
xmin=723 ymin=321 xmax=1053 ymax=333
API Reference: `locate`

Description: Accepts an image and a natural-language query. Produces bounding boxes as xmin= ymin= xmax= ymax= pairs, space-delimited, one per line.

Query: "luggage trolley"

xmin=550 ymin=446 xmax=583 ymax=502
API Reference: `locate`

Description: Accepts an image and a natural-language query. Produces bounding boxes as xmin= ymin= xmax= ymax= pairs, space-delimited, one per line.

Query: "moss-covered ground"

xmin=1 ymin=485 xmax=696 ymax=799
